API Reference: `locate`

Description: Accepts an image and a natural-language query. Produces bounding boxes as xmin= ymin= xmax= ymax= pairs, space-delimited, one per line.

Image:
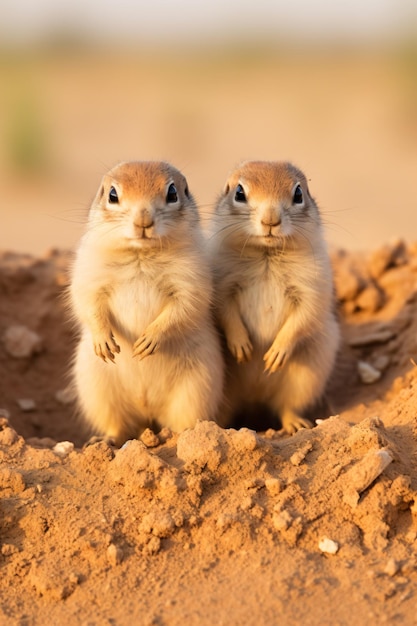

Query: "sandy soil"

xmin=0 ymin=238 xmax=416 ymax=625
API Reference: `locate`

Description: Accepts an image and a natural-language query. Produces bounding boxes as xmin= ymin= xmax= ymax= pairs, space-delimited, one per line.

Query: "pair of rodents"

xmin=70 ymin=160 xmax=340 ymax=445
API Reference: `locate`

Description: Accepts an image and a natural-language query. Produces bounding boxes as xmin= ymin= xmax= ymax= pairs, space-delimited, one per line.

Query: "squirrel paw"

xmin=227 ymin=332 xmax=253 ymax=363
xmin=263 ymin=342 xmax=290 ymax=373
xmin=132 ymin=330 xmax=160 ymax=360
xmin=93 ymin=332 xmax=120 ymax=363
xmin=281 ymin=411 xmax=313 ymax=434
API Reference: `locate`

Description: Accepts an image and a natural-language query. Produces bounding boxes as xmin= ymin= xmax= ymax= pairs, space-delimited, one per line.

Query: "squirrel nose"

xmin=135 ymin=208 xmax=154 ymax=229
xmin=261 ymin=209 xmax=281 ymax=227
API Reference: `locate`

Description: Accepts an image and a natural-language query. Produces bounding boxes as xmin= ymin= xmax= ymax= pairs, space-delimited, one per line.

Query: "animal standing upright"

xmin=70 ymin=161 xmax=224 ymax=445
xmin=209 ymin=160 xmax=340 ymax=433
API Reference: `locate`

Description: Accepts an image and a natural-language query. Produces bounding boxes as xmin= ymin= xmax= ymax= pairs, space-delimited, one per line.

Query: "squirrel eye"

xmin=293 ymin=184 xmax=303 ymax=205
xmin=166 ymin=183 xmax=178 ymax=204
xmin=234 ymin=184 xmax=246 ymax=203
xmin=108 ymin=186 xmax=119 ymax=204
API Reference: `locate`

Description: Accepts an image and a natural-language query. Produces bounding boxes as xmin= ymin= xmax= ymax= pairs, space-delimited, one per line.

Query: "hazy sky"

xmin=2 ymin=0 xmax=416 ymax=46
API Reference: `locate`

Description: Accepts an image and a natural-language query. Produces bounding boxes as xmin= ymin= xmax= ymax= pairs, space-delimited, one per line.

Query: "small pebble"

xmin=358 ymin=361 xmax=382 ymax=384
xmin=3 ymin=325 xmax=43 ymax=358
xmin=157 ymin=427 xmax=173 ymax=443
xmin=144 ymin=536 xmax=161 ymax=556
xmin=290 ymin=441 xmax=313 ymax=466
xmin=384 ymin=558 xmax=399 ymax=577
xmin=140 ymin=428 xmax=160 ymax=448
xmin=107 ymin=543 xmax=124 ymax=566
xmin=68 ymin=572 xmax=80 ymax=585
xmin=272 ymin=509 xmax=292 ymax=531
xmin=265 ymin=478 xmax=283 ymax=496
xmin=0 ymin=426 xmax=19 ymax=446
xmin=52 ymin=441 xmax=74 ymax=458
xmin=342 ymin=448 xmax=393 ymax=507
xmin=17 ymin=399 xmax=36 ymax=412
xmin=140 ymin=511 xmax=175 ymax=538
xmin=319 ymin=537 xmax=339 ymax=554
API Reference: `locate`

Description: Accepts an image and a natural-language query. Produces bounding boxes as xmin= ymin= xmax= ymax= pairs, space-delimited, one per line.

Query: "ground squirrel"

xmin=209 ymin=160 xmax=340 ymax=433
xmin=70 ymin=161 xmax=224 ymax=445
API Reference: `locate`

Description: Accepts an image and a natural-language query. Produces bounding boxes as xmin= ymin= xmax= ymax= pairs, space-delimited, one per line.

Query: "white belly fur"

xmin=238 ymin=276 xmax=287 ymax=348
xmin=74 ymin=268 xmax=224 ymax=440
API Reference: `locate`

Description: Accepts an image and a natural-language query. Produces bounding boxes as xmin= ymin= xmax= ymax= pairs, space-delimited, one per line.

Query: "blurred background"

xmin=1 ymin=0 xmax=416 ymax=254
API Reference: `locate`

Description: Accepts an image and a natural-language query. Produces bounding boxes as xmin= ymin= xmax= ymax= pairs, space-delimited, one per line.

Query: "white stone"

xmin=3 ymin=325 xmax=42 ymax=358
xmin=358 ymin=361 xmax=382 ymax=384
xmin=17 ymin=398 xmax=36 ymax=412
xmin=342 ymin=447 xmax=393 ymax=508
xmin=53 ymin=441 xmax=74 ymax=458
xmin=384 ymin=558 xmax=399 ymax=577
xmin=318 ymin=537 xmax=339 ymax=554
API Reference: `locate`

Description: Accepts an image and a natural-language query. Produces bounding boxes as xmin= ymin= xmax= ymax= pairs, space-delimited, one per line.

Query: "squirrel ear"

xmin=91 ymin=183 xmax=105 ymax=210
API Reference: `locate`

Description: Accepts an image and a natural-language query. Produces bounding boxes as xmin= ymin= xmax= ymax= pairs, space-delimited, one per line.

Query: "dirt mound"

xmin=0 ymin=241 xmax=417 ymax=625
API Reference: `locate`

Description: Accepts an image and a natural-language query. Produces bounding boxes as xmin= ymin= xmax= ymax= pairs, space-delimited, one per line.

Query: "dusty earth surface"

xmin=0 ymin=239 xmax=417 ymax=625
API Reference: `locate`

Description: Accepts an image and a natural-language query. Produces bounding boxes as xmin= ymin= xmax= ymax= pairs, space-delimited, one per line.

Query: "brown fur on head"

xmin=94 ymin=161 xmax=193 ymax=210
xmin=87 ymin=161 xmax=199 ymax=251
xmin=224 ymin=160 xmax=312 ymax=203
xmin=216 ymin=160 xmax=322 ymax=251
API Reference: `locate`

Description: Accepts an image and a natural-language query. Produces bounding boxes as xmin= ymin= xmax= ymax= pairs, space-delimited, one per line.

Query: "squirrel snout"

xmin=134 ymin=208 xmax=154 ymax=230
xmin=260 ymin=208 xmax=281 ymax=228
